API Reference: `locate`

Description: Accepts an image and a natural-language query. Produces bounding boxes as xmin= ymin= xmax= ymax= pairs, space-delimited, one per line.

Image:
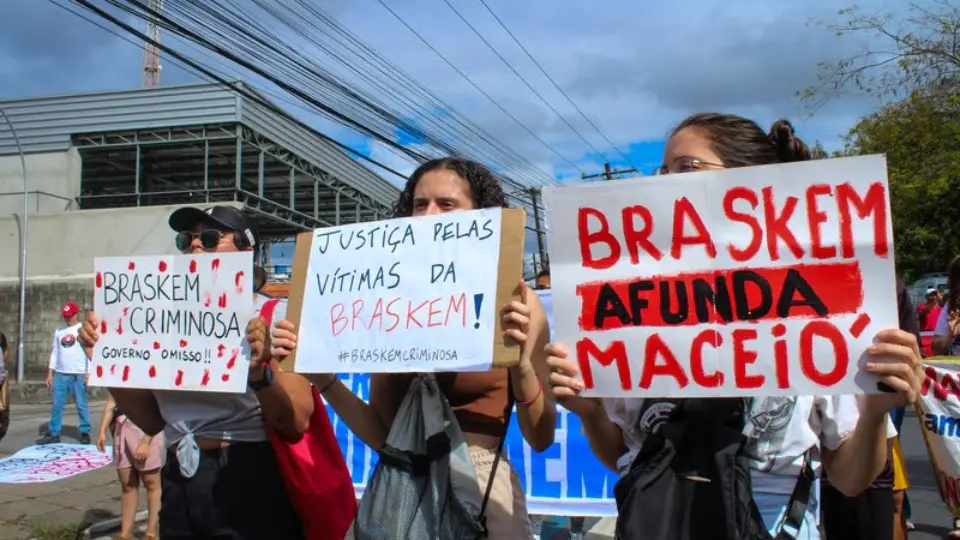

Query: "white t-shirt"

xmin=153 ymin=295 xmax=288 ymax=447
xmin=48 ymin=323 xmax=87 ymax=374
xmin=603 ymin=396 xmax=897 ymax=539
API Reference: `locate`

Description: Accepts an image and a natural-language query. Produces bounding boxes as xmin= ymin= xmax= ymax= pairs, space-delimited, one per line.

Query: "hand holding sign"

xmin=861 ymin=328 xmax=924 ymax=412
xmin=270 ymin=320 xmax=298 ymax=363
xmin=79 ymin=312 xmax=99 ymax=360
xmin=501 ymin=280 xmax=532 ymax=348
xmin=246 ymin=317 xmax=271 ymax=371
xmin=545 ymin=342 xmax=604 ymax=419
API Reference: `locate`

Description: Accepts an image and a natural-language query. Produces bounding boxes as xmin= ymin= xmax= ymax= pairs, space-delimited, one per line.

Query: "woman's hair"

xmin=253 ymin=265 xmax=267 ymax=293
xmin=392 ymin=157 xmax=509 ymax=218
xmin=948 ymin=256 xmax=960 ymax=312
xmin=671 ymin=113 xmax=812 ymax=168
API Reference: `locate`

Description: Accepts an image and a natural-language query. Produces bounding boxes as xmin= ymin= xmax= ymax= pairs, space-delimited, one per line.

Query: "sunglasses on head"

xmin=175 ymin=229 xmax=225 ymax=252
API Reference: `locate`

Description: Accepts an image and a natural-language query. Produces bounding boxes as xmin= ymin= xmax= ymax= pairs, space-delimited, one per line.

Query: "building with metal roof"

xmin=0 ymin=81 xmax=400 ymax=239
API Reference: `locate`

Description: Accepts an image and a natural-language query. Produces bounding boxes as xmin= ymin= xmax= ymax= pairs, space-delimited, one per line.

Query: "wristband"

xmin=318 ymin=376 xmax=338 ymax=394
xmin=516 ymin=378 xmax=543 ymax=407
xmin=248 ymin=364 xmax=274 ymax=392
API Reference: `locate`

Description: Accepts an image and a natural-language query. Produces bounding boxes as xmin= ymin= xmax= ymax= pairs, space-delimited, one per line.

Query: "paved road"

xmin=898 ymin=406 xmax=954 ymax=539
xmin=0 ymin=401 xmax=953 ymax=539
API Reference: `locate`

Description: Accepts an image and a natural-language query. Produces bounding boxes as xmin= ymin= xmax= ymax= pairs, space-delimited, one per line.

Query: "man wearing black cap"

xmin=79 ymin=205 xmax=313 ymax=540
xmin=167 ymin=205 xmax=260 ymax=254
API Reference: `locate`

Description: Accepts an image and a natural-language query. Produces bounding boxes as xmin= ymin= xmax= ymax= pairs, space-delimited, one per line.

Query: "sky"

xmin=0 ymin=0 xmax=901 ymax=267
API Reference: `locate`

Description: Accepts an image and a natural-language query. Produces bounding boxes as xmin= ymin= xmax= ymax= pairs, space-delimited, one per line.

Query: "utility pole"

xmin=141 ymin=0 xmax=164 ymax=87
xmin=527 ymin=188 xmax=547 ymax=265
xmin=581 ymin=162 xmax=638 ymax=181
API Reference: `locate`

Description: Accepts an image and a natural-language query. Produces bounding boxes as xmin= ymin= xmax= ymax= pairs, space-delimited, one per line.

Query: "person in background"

xmin=933 ymin=256 xmax=960 ymax=356
xmin=0 ymin=331 xmax=9 ymax=442
xmin=38 ymin=302 xmax=91 ymax=445
xmin=534 ymin=266 xmax=551 ymax=290
xmin=918 ymin=287 xmax=943 ymax=332
xmin=79 ymin=206 xmax=312 ymax=540
xmin=96 ymin=394 xmax=162 ymax=540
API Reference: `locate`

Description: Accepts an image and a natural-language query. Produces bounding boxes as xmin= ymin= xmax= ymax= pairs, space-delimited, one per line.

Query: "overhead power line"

xmin=64 ymin=0 xmax=416 ymax=181
xmin=114 ymin=0 xmax=561 ymax=191
xmin=374 ymin=0 xmax=586 ymax=175
xmin=475 ymin=0 xmax=638 ymax=170
xmin=63 ymin=0 xmax=555 ymax=220
xmin=438 ymin=0 xmax=610 ymax=165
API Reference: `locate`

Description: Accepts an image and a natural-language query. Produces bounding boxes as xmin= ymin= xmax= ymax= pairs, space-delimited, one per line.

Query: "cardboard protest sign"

xmin=286 ymin=208 xmax=526 ymax=373
xmin=90 ymin=252 xmax=254 ymax=393
xmin=543 ymin=155 xmax=897 ymax=397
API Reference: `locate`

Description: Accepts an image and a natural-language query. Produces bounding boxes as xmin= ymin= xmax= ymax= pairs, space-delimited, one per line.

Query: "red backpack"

xmin=260 ymin=299 xmax=357 ymax=540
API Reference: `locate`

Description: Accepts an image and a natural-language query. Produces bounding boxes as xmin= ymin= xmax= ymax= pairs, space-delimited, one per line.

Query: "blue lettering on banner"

xmin=326 ymin=373 xmax=619 ymax=516
xmin=926 ymin=413 xmax=960 ymax=438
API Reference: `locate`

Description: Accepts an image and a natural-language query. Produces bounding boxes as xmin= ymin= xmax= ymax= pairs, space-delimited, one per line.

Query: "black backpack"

xmin=613 ymin=398 xmax=813 ymax=540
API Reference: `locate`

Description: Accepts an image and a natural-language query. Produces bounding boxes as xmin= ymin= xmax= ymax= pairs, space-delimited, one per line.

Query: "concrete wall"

xmin=0 ymin=202 xmax=243 ymax=379
xmin=0 ymin=150 xmax=80 ymax=215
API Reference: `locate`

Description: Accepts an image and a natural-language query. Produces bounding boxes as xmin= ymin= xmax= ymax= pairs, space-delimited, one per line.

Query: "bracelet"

xmin=318 ymin=376 xmax=338 ymax=394
xmin=516 ymin=378 xmax=543 ymax=407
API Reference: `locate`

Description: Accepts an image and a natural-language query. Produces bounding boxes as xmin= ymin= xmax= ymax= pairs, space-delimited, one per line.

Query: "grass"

xmin=27 ymin=520 xmax=78 ymax=540
xmin=1 ymin=515 xmax=80 ymax=540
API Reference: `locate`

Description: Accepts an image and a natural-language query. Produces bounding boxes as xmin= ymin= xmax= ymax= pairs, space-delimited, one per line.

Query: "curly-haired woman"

xmin=271 ymin=157 xmax=557 ymax=539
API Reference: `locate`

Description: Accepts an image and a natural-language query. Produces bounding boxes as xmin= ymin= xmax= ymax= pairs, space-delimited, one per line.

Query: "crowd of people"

xmin=0 ymin=111 xmax=950 ymax=540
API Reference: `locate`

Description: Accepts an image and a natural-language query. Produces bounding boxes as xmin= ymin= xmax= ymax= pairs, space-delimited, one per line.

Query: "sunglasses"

xmin=175 ymin=229 xmax=225 ymax=252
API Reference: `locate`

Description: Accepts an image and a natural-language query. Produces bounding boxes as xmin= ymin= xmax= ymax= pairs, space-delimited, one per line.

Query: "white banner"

xmin=918 ymin=359 xmax=960 ymax=516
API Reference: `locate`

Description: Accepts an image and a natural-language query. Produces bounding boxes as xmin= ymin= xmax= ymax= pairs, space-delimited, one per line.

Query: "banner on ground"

xmin=91 ymin=252 xmax=254 ymax=393
xmin=288 ymin=208 xmax=526 ymax=373
xmin=543 ymin=155 xmax=898 ymax=398
xmin=325 ymin=374 xmax=618 ymax=516
xmin=917 ymin=358 xmax=960 ymax=517
xmin=0 ymin=444 xmax=112 ymax=483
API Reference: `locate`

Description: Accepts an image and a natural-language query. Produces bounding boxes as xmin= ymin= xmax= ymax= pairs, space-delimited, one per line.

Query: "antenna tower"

xmin=141 ymin=0 xmax=164 ymax=87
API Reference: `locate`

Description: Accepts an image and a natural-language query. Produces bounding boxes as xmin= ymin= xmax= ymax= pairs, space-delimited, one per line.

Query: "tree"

xmin=810 ymin=140 xmax=829 ymax=159
xmin=801 ymin=1 xmax=960 ymax=111
xmin=842 ymin=86 xmax=960 ymax=280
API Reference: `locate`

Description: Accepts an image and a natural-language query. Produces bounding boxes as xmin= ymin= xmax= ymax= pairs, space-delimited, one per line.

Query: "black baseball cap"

xmin=168 ymin=205 xmax=259 ymax=247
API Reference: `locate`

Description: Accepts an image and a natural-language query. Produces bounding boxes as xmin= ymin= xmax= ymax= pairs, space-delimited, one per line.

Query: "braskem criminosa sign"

xmin=325 ymin=373 xmax=618 ymax=517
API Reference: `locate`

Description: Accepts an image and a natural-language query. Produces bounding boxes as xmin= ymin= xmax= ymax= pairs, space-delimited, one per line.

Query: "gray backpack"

xmin=354 ymin=374 xmax=512 ymax=540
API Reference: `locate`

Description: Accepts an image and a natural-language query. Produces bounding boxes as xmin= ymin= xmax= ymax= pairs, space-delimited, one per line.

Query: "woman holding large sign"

xmin=273 ymin=158 xmax=556 ymax=538
xmin=543 ymin=114 xmax=922 ymax=540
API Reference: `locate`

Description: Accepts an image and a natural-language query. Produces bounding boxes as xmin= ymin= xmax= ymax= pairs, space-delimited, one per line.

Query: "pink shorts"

xmin=112 ymin=415 xmax=164 ymax=471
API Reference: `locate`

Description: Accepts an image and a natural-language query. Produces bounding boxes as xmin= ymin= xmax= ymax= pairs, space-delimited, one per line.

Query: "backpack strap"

xmin=773 ymin=450 xmax=815 ymax=540
xmin=477 ymin=374 xmax=515 ymax=536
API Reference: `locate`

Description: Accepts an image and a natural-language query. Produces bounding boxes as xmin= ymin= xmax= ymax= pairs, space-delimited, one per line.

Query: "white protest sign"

xmin=91 ymin=252 xmax=254 ymax=393
xmin=543 ymin=155 xmax=897 ymax=398
xmin=289 ymin=208 xmax=526 ymax=373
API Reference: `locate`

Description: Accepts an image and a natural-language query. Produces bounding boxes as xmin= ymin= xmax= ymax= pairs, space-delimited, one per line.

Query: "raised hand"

xmin=545 ymin=342 xmax=604 ymax=418
xmin=862 ymin=328 xmax=924 ymax=412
